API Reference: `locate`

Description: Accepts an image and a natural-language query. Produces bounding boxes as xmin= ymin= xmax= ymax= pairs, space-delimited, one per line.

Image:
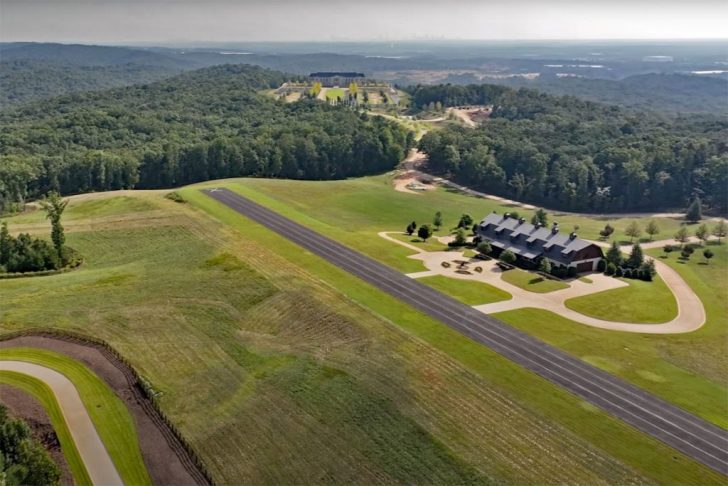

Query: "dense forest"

xmin=0 ymin=64 xmax=412 ymax=212
xmin=413 ymin=84 xmax=728 ymax=213
xmin=435 ymin=73 xmax=728 ymax=114
xmin=491 ymin=74 xmax=728 ymax=115
xmin=0 ymin=60 xmax=182 ymax=108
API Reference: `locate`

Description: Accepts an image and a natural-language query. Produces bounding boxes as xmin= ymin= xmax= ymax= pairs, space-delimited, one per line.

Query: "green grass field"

xmin=184 ymin=179 xmax=727 ymax=428
xmin=325 ymin=88 xmax=346 ymax=101
xmin=182 ymin=188 xmax=722 ymax=483
xmin=1 ymin=191 xmax=724 ymax=484
xmin=0 ymin=371 xmax=92 ymax=486
xmin=418 ymin=275 xmax=511 ymax=305
xmin=5 ymin=194 xmax=160 ymax=225
xmin=565 ymin=275 xmax=678 ymax=323
xmin=0 ymin=348 xmax=151 ymax=486
xmin=207 ymin=175 xmax=687 ymax=248
xmin=387 ymin=231 xmax=449 ymax=252
xmin=500 ymin=268 xmax=569 ymax=293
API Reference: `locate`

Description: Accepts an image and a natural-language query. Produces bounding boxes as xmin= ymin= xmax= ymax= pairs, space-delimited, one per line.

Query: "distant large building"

xmin=476 ymin=212 xmax=604 ymax=272
xmin=309 ymin=72 xmax=365 ymax=87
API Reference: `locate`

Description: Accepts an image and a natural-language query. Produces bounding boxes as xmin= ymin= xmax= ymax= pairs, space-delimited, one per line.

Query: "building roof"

xmin=477 ymin=212 xmax=601 ymax=266
xmin=309 ymin=72 xmax=365 ymax=78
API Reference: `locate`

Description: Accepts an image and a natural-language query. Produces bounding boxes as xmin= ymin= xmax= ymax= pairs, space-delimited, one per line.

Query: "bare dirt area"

xmin=0 ymin=335 xmax=207 ymax=486
xmin=393 ymin=149 xmax=437 ymax=194
xmin=449 ymin=106 xmax=492 ymax=127
xmin=0 ymin=384 xmax=73 ymax=486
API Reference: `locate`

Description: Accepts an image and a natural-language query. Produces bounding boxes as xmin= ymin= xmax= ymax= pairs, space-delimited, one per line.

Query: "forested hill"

xmin=0 ymin=43 xmax=194 ymax=107
xmin=0 ymin=60 xmax=184 ymax=108
xmin=489 ymin=73 xmax=728 ymax=115
xmin=413 ymin=84 xmax=727 ymax=213
xmin=0 ymin=64 xmax=412 ymax=212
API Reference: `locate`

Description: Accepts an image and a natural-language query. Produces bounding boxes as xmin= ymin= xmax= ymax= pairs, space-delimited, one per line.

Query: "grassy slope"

xmin=565 ymin=275 xmax=678 ymax=323
xmin=219 ymin=174 xmax=686 ymax=247
xmin=1 ymin=194 xmax=681 ymax=484
xmin=6 ymin=195 xmax=159 ymax=224
xmin=0 ymin=371 xmax=92 ymax=486
xmin=192 ymin=178 xmax=727 ymax=429
xmin=418 ymin=275 xmax=511 ymax=305
xmin=500 ymin=268 xmax=569 ymax=293
xmin=182 ymin=187 xmax=722 ymax=484
xmin=0 ymin=348 xmax=151 ymax=486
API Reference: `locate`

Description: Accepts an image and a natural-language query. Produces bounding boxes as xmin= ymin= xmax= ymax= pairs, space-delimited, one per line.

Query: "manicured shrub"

xmin=567 ymin=266 xmax=577 ymax=278
xmin=623 ymin=268 xmax=633 ymax=278
xmin=476 ymin=241 xmax=492 ymax=256
xmin=500 ymin=250 xmax=516 ymax=265
xmin=605 ymin=262 xmax=616 ymax=276
xmin=596 ymin=259 xmax=606 ymax=272
xmin=615 ymin=266 xmax=624 ymax=277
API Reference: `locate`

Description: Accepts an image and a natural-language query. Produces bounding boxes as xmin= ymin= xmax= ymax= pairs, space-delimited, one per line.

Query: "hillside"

xmin=0 ymin=43 xmax=197 ymax=107
xmin=0 ymin=64 xmax=411 ymax=212
xmin=491 ymin=73 xmax=728 ymax=114
xmin=411 ymin=83 xmax=728 ymax=213
xmin=0 ymin=42 xmax=190 ymax=68
xmin=0 ymin=60 xmax=183 ymax=108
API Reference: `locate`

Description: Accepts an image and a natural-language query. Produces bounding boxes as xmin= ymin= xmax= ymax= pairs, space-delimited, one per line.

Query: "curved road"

xmin=0 ymin=360 xmax=123 ymax=486
xmin=379 ymin=231 xmax=706 ymax=334
xmin=204 ymin=188 xmax=728 ymax=476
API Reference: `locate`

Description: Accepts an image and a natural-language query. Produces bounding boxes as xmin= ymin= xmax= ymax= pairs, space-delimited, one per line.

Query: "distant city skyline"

xmin=2 ymin=0 xmax=727 ymax=44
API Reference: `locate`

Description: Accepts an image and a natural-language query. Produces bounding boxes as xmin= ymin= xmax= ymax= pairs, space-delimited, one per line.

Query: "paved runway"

xmin=204 ymin=188 xmax=728 ymax=476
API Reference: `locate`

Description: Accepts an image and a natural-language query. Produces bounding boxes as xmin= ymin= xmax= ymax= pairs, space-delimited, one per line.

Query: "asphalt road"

xmin=204 ymin=188 xmax=728 ymax=476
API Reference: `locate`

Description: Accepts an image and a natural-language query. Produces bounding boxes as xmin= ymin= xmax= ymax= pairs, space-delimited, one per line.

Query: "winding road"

xmin=379 ymin=231 xmax=706 ymax=333
xmin=0 ymin=360 xmax=123 ymax=486
xmin=204 ymin=187 xmax=728 ymax=476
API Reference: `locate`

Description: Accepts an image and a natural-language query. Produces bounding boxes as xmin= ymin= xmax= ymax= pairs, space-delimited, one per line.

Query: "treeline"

xmin=0 ymin=64 xmax=412 ymax=212
xmin=412 ymin=84 xmax=728 ymax=213
xmin=0 ymin=193 xmax=71 ymax=274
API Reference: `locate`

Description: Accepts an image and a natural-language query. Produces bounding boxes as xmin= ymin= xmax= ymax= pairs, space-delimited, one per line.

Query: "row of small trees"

xmin=663 ymin=244 xmax=714 ymax=264
xmin=599 ymin=219 xmax=727 ymax=245
xmin=600 ymin=242 xmax=656 ymax=281
xmin=0 ymin=192 xmax=70 ymax=274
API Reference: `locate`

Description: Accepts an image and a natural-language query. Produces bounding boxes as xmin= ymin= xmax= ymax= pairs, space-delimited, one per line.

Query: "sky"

xmin=2 ymin=0 xmax=727 ymax=44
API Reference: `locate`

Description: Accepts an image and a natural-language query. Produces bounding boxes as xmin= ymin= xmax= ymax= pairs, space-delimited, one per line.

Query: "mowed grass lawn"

xmin=183 ymin=188 xmax=723 ymax=484
xmin=0 ymin=348 xmax=151 ymax=486
xmin=211 ymin=175 xmax=685 ymax=252
xmin=418 ymin=275 xmax=511 ymax=305
xmin=2 ymin=193 xmax=688 ymax=484
xmin=325 ymin=88 xmax=346 ymax=101
xmin=186 ymin=178 xmax=728 ymax=429
xmin=3 ymin=192 xmax=721 ymax=483
xmin=565 ymin=275 xmax=678 ymax=323
xmin=0 ymin=371 xmax=92 ymax=486
xmin=500 ymin=268 xmax=569 ymax=293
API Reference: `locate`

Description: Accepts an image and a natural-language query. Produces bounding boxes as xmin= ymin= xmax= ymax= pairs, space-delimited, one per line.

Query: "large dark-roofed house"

xmin=309 ymin=72 xmax=365 ymax=87
xmin=476 ymin=212 xmax=604 ymax=273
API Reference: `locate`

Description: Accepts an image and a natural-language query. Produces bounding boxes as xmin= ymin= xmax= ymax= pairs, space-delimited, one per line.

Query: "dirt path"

xmin=381 ymin=232 xmax=706 ymax=334
xmin=0 ymin=360 xmax=123 ymax=486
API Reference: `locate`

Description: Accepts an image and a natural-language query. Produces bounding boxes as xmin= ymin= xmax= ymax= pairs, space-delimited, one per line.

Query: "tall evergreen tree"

xmin=685 ymin=197 xmax=703 ymax=223
xmin=627 ymin=243 xmax=644 ymax=268
xmin=606 ymin=241 xmax=622 ymax=265
xmin=40 ymin=191 xmax=68 ymax=260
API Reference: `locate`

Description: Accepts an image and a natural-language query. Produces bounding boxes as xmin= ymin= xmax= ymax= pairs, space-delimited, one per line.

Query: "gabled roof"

xmin=477 ymin=212 xmax=600 ymax=265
